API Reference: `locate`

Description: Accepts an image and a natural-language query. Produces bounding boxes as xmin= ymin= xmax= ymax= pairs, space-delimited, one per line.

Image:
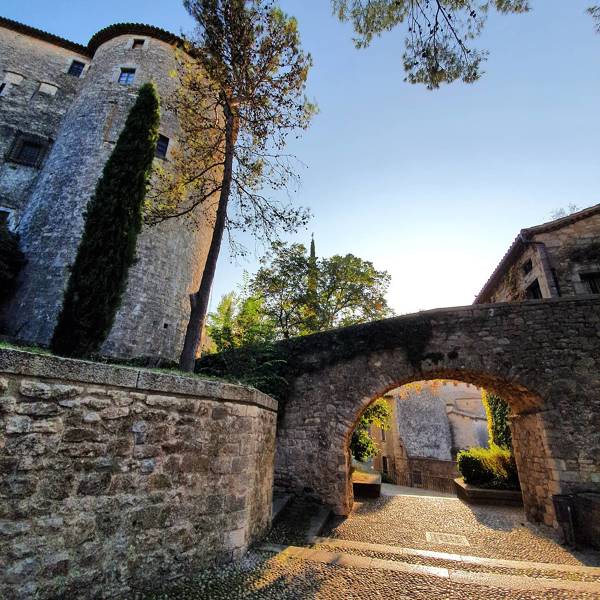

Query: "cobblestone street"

xmin=144 ymin=487 xmax=600 ymax=599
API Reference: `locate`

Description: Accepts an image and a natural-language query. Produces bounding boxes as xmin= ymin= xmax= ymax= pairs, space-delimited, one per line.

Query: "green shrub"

xmin=457 ymin=444 xmax=520 ymax=490
xmin=0 ymin=221 xmax=25 ymax=302
xmin=482 ymin=391 xmax=512 ymax=449
xmin=51 ymin=83 xmax=160 ymax=358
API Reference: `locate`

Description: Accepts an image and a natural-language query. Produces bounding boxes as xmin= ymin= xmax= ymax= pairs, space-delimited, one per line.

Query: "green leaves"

xmin=350 ymin=398 xmax=392 ymax=462
xmin=333 ymin=0 xmax=531 ymax=89
xmin=51 ymin=84 xmax=161 ymax=358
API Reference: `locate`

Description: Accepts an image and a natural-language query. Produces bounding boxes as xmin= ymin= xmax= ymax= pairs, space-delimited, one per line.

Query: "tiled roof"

xmin=0 ymin=16 xmax=182 ymax=58
xmin=474 ymin=202 xmax=600 ymax=304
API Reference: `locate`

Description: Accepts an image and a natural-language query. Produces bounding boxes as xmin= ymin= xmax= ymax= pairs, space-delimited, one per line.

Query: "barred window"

xmin=8 ymin=133 xmax=48 ymax=168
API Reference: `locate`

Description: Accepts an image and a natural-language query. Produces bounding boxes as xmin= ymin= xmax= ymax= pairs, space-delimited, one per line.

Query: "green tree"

xmin=590 ymin=6 xmax=600 ymax=32
xmin=350 ymin=398 xmax=391 ymax=462
xmin=146 ymin=0 xmax=315 ymax=371
xmin=250 ymin=240 xmax=393 ymax=339
xmin=207 ymin=291 xmax=276 ymax=351
xmin=332 ymin=1 xmax=532 ymax=88
xmin=482 ymin=390 xmax=512 ymax=449
xmin=51 ymin=83 xmax=160 ymax=357
xmin=0 ymin=222 xmax=25 ymax=303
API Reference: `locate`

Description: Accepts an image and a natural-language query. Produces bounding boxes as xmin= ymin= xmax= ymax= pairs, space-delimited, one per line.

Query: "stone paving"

xmin=141 ymin=490 xmax=600 ymax=599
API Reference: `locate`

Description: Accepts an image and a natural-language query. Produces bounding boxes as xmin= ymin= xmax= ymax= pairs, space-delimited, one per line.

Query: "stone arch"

xmin=273 ymin=298 xmax=600 ymax=529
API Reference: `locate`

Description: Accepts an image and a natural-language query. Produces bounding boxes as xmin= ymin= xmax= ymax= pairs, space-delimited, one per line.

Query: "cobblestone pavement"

xmin=322 ymin=492 xmax=600 ymax=566
xmin=141 ymin=492 xmax=600 ymax=599
xmin=142 ymin=550 xmax=600 ymax=599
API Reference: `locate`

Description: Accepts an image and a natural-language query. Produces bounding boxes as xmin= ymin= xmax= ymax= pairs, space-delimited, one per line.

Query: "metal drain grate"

xmin=425 ymin=532 xmax=470 ymax=546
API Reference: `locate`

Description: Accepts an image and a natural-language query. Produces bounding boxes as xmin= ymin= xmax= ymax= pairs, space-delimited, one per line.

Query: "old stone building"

xmin=0 ymin=17 xmax=215 ymax=361
xmin=369 ymin=381 xmax=488 ymax=492
xmin=475 ymin=203 xmax=600 ymax=303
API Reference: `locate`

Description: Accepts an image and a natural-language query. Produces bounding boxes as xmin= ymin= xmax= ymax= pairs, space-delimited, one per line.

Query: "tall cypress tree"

xmin=51 ymin=83 xmax=160 ymax=357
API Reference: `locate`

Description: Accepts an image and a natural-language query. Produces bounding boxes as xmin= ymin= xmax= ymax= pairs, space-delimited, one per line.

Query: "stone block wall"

xmin=0 ymin=348 xmax=277 ymax=599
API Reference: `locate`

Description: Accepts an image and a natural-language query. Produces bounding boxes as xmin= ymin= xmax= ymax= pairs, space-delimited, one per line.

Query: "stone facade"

xmin=272 ymin=296 xmax=600 ymax=530
xmin=0 ymin=348 xmax=277 ymax=599
xmin=0 ymin=18 xmax=216 ymax=361
xmin=476 ymin=204 xmax=600 ymax=304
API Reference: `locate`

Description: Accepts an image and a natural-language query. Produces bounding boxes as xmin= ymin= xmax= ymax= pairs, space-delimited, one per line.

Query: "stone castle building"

xmin=475 ymin=203 xmax=600 ymax=303
xmin=0 ymin=17 xmax=215 ymax=361
xmin=370 ymin=381 xmax=488 ymax=492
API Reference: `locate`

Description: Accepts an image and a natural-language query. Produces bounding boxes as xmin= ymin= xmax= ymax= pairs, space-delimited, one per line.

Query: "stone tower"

xmin=0 ymin=18 xmax=215 ymax=361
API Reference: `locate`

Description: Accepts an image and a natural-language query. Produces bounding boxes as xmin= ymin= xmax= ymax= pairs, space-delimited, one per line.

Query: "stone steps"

xmin=258 ymin=539 xmax=600 ymax=595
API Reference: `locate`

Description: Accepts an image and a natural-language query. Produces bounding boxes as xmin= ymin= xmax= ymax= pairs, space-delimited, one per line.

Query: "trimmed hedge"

xmin=51 ymin=83 xmax=160 ymax=358
xmin=457 ymin=444 xmax=520 ymax=490
xmin=0 ymin=221 xmax=25 ymax=302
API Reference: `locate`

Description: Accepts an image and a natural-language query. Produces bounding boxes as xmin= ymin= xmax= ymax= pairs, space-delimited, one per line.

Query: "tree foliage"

xmin=207 ymin=291 xmax=276 ymax=351
xmin=350 ymin=398 xmax=392 ymax=462
xmin=589 ymin=6 xmax=600 ymax=33
xmin=249 ymin=240 xmax=393 ymax=339
xmin=333 ymin=0 xmax=531 ymax=88
xmin=147 ymin=0 xmax=316 ymax=370
xmin=51 ymin=83 xmax=160 ymax=357
xmin=0 ymin=222 xmax=25 ymax=303
xmin=482 ymin=390 xmax=512 ymax=449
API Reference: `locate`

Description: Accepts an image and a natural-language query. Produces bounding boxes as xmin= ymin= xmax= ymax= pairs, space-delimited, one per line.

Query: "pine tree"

xmin=51 ymin=83 xmax=160 ymax=357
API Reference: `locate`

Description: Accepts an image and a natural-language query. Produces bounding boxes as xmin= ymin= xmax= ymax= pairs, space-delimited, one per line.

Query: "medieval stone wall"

xmin=0 ymin=348 xmax=277 ymax=599
xmin=1 ymin=23 xmax=216 ymax=362
xmin=0 ymin=25 xmax=89 ymax=222
xmin=273 ymin=297 xmax=600 ymax=528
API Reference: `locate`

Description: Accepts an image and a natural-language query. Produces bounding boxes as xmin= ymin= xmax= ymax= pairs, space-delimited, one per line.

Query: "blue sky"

xmin=4 ymin=1 xmax=599 ymax=315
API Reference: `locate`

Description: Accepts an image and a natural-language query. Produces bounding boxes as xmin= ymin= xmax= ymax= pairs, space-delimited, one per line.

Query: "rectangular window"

xmin=382 ymin=456 xmax=389 ymax=474
xmin=522 ymin=259 xmax=533 ymax=275
xmin=156 ymin=135 xmax=169 ymax=159
xmin=118 ymin=68 xmax=136 ymax=85
xmin=525 ymin=279 xmax=543 ymax=300
xmin=68 ymin=60 xmax=85 ymax=77
xmin=132 ymin=39 xmax=145 ymax=49
xmin=581 ymin=273 xmax=600 ymax=294
xmin=381 ymin=429 xmax=386 ymax=442
xmin=8 ymin=134 xmax=48 ymax=168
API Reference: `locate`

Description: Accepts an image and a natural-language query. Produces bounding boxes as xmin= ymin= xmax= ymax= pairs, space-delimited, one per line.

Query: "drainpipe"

xmin=519 ymin=232 xmax=561 ymax=298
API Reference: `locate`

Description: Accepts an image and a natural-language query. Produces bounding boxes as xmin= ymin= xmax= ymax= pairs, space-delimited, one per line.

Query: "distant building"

xmin=475 ymin=204 xmax=600 ymax=304
xmin=369 ymin=381 xmax=488 ymax=492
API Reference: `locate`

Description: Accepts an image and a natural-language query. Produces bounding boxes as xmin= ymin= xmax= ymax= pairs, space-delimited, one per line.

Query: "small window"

xmin=118 ymin=68 xmax=136 ymax=86
xmin=68 ymin=60 xmax=85 ymax=77
xmin=581 ymin=273 xmax=600 ymax=295
xmin=132 ymin=39 xmax=145 ymax=49
xmin=522 ymin=259 xmax=533 ymax=275
xmin=382 ymin=456 xmax=389 ymax=474
xmin=8 ymin=134 xmax=48 ymax=168
xmin=155 ymin=135 xmax=169 ymax=159
xmin=381 ymin=429 xmax=386 ymax=442
xmin=525 ymin=279 xmax=543 ymax=300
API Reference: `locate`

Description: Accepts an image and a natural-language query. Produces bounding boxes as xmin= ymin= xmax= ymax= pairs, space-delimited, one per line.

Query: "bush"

xmin=482 ymin=391 xmax=512 ymax=449
xmin=0 ymin=221 xmax=25 ymax=302
xmin=457 ymin=444 xmax=520 ymax=490
xmin=51 ymin=83 xmax=160 ymax=358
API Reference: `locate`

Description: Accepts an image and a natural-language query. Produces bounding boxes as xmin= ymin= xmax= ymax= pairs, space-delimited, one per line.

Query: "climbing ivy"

xmin=482 ymin=391 xmax=512 ymax=449
xmin=51 ymin=83 xmax=160 ymax=357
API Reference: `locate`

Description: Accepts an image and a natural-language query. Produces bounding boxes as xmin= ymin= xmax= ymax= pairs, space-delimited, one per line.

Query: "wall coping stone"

xmin=0 ymin=348 xmax=278 ymax=412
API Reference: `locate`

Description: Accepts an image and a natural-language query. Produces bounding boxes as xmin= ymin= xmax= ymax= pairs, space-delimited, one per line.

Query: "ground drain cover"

xmin=426 ymin=532 xmax=470 ymax=546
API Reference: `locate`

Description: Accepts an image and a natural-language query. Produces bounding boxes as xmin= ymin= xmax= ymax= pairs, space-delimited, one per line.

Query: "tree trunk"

xmin=178 ymin=102 xmax=237 ymax=372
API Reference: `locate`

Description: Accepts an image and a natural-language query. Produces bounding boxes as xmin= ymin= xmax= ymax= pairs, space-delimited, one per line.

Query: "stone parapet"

xmin=0 ymin=348 xmax=277 ymax=599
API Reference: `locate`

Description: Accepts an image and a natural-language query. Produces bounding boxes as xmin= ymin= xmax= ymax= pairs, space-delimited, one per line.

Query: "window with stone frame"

xmin=118 ymin=68 xmax=136 ymax=86
xmin=68 ymin=60 xmax=86 ymax=78
xmin=581 ymin=272 xmax=600 ymax=294
xmin=132 ymin=39 xmax=146 ymax=50
xmin=155 ymin=134 xmax=170 ymax=159
xmin=382 ymin=456 xmax=389 ymax=474
xmin=522 ymin=259 xmax=533 ymax=275
xmin=7 ymin=133 xmax=49 ymax=168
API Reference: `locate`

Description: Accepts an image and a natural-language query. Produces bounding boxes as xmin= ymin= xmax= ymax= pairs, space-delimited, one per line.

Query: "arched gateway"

xmin=273 ymin=296 xmax=600 ymax=528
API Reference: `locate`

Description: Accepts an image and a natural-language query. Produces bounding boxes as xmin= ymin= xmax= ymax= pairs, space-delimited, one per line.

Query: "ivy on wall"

xmin=482 ymin=390 xmax=512 ymax=449
xmin=51 ymin=83 xmax=160 ymax=357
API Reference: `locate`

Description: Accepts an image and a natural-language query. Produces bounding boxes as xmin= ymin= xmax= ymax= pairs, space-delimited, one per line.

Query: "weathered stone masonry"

xmin=0 ymin=348 xmax=278 ymax=600
xmin=271 ymin=296 xmax=600 ymax=529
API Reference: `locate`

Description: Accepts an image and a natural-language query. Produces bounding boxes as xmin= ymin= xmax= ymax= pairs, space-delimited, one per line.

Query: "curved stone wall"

xmin=3 ymin=27 xmax=214 ymax=362
xmin=0 ymin=348 xmax=277 ymax=599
